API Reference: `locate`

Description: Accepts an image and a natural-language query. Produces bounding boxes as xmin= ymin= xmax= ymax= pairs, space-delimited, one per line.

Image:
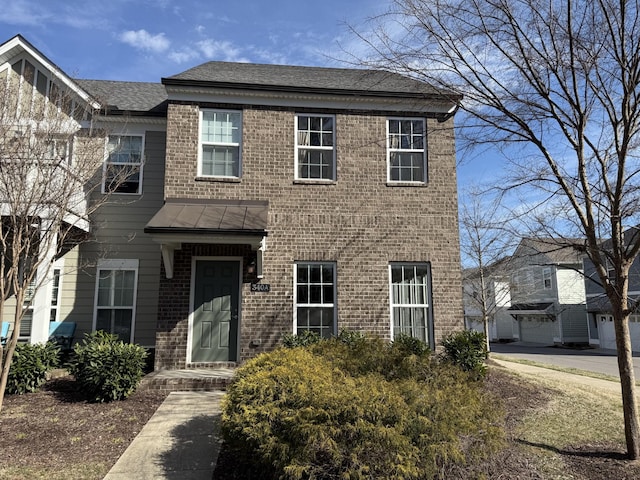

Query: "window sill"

xmin=293 ymin=179 xmax=336 ymax=185
xmin=386 ymin=181 xmax=428 ymax=187
xmin=195 ymin=176 xmax=241 ymax=183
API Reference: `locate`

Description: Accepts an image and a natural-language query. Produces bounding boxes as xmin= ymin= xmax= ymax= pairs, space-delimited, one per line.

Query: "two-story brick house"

xmin=1 ymin=34 xmax=463 ymax=370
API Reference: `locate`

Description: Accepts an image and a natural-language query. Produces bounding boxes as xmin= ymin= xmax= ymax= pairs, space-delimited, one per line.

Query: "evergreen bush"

xmin=441 ymin=330 xmax=488 ymax=378
xmin=69 ymin=331 xmax=147 ymax=402
xmin=223 ymin=336 xmax=503 ymax=479
xmin=6 ymin=342 xmax=60 ymax=394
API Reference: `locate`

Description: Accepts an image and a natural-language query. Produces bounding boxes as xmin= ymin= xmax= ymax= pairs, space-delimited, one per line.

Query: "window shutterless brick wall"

xmin=156 ymin=103 xmax=462 ymax=368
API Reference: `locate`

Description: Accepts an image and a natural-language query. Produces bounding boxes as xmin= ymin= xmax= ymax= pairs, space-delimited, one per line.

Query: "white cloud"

xmin=3 ymin=0 xmax=49 ymax=26
xmin=197 ymin=39 xmax=247 ymax=62
xmin=168 ymin=48 xmax=200 ymax=64
xmin=119 ymin=30 xmax=170 ymax=53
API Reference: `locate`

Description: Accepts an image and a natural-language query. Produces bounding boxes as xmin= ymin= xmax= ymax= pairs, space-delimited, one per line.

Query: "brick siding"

xmin=156 ymin=102 xmax=463 ymax=368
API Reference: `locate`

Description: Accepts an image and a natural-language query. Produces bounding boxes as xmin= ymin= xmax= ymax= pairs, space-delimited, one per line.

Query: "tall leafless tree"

xmin=354 ymin=0 xmax=640 ymax=458
xmin=0 ymin=65 xmax=130 ymax=412
xmin=460 ymin=192 xmax=514 ymax=354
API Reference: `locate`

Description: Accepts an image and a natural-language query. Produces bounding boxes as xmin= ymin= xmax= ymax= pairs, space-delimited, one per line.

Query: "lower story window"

xmin=390 ymin=263 xmax=433 ymax=346
xmin=294 ymin=262 xmax=336 ymax=338
xmin=94 ymin=260 xmax=138 ymax=343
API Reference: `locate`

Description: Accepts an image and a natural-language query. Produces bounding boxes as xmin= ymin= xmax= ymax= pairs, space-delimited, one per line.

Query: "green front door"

xmin=192 ymin=260 xmax=240 ymax=362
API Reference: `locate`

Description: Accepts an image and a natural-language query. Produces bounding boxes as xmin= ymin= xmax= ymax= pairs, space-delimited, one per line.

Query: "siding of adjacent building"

xmin=66 ymin=128 xmax=166 ymax=347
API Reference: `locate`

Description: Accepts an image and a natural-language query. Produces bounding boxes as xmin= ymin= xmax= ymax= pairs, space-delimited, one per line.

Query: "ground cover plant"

xmin=221 ymin=334 xmax=504 ymax=479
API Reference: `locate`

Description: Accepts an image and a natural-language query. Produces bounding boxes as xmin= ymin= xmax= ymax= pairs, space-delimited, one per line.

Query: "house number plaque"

xmin=251 ymin=283 xmax=271 ymax=292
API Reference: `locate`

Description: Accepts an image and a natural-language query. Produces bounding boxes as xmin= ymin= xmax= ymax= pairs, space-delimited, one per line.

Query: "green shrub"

xmin=391 ymin=333 xmax=430 ymax=357
xmin=6 ymin=342 xmax=60 ymax=394
xmin=69 ymin=331 xmax=147 ymax=402
xmin=441 ymin=330 xmax=488 ymax=378
xmin=281 ymin=330 xmax=321 ymax=348
xmin=222 ymin=339 xmax=503 ymax=479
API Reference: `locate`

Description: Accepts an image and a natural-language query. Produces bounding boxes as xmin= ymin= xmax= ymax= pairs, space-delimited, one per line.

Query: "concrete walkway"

xmin=103 ymin=391 xmax=225 ymax=480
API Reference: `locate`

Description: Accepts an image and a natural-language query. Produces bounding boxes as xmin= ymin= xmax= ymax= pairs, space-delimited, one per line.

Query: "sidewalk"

xmin=103 ymin=391 xmax=225 ymax=480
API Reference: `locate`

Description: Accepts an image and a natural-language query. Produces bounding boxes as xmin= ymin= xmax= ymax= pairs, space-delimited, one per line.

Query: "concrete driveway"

xmin=490 ymin=342 xmax=640 ymax=380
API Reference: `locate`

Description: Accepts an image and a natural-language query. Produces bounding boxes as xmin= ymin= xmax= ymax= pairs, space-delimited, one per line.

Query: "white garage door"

xmin=519 ymin=315 xmax=556 ymax=344
xmin=598 ymin=315 xmax=616 ymax=350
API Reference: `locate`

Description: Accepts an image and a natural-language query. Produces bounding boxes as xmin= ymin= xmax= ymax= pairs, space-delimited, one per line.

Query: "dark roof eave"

xmin=143 ymin=227 xmax=268 ymax=236
xmin=100 ymin=108 xmax=168 ymax=118
xmin=161 ymin=78 xmax=462 ymax=102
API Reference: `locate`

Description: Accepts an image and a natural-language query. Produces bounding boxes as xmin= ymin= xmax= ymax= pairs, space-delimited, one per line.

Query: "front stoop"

xmin=139 ymin=367 xmax=236 ymax=393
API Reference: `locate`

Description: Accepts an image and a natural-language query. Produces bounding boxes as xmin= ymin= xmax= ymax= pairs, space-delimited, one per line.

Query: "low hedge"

xmin=69 ymin=331 xmax=147 ymax=402
xmin=5 ymin=341 xmax=60 ymax=394
xmin=222 ymin=335 xmax=504 ymax=479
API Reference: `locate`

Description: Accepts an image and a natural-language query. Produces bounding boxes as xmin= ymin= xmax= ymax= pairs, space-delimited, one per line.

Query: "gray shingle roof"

xmin=518 ymin=238 xmax=585 ymax=264
xmin=75 ymin=79 xmax=168 ymax=115
xmin=163 ymin=62 xmax=454 ymax=99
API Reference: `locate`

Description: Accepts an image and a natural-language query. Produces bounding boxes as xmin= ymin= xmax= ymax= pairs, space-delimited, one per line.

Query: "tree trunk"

xmin=613 ymin=310 xmax=640 ymax=459
xmin=483 ymin=314 xmax=490 ymax=357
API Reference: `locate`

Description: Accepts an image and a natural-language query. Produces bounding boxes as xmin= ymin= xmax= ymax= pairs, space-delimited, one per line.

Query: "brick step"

xmin=140 ymin=367 xmax=235 ymax=393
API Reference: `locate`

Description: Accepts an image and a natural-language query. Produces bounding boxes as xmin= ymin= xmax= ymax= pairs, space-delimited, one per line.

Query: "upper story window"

xmin=45 ymin=137 xmax=71 ymax=165
xmin=387 ymin=118 xmax=426 ymax=183
xmin=10 ymin=58 xmax=79 ymax=120
xmin=103 ymin=135 xmax=143 ymax=194
xmin=542 ymin=267 xmax=552 ymax=290
xmin=200 ymin=109 xmax=242 ymax=178
xmin=295 ymin=115 xmax=335 ymax=180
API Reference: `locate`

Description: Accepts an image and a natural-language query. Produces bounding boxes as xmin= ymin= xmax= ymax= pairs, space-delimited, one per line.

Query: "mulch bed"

xmin=1 ymin=367 xmax=640 ymax=479
xmin=0 ymin=375 xmax=166 ymax=475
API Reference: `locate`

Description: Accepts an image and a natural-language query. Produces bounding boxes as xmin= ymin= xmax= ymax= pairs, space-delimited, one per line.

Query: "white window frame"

xmin=389 ymin=263 xmax=433 ymax=347
xmin=199 ymin=109 xmax=242 ymax=178
xmin=9 ymin=57 xmax=78 ymax=118
xmin=293 ymin=262 xmax=337 ymax=338
xmin=45 ymin=137 xmax=72 ymax=165
xmin=92 ymin=259 xmax=139 ymax=343
xmin=295 ymin=114 xmax=336 ymax=181
xmin=102 ymin=134 xmax=144 ymax=195
xmin=542 ymin=267 xmax=552 ymax=290
xmin=49 ymin=259 xmax=64 ymax=323
xmin=386 ymin=118 xmax=427 ymax=183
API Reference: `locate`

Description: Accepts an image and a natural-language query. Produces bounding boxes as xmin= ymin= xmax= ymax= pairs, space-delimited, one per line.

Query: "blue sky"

xmin=0 ymin=0 xmax=495 ymax=192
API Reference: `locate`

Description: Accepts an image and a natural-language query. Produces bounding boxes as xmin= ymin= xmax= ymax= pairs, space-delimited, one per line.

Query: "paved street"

xmin=490 ymin=342 xmax=640 ymax=380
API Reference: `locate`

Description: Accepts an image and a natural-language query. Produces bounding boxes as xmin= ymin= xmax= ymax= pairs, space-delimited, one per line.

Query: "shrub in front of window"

xmin=281 ymin=330 xmax=321 ymax=348
xmin=441 ymin=330 xmax=488 ymax=378
xmin=222 ymin=340 xmax=503 ymax=479
xmin=69 ymin=331 xmax=147 ymax=402
xmin=5 ymin=342 xmax=60 ymax=394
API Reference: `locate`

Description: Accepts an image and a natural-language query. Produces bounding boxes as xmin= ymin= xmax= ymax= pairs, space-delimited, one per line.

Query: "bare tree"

xmin=354 ymin=0 xmax=640 ymax=458
xmin=0 ymin=64 xmax=131 ymax=412
xmin=460 ymin=191 xmax=514 ymax=354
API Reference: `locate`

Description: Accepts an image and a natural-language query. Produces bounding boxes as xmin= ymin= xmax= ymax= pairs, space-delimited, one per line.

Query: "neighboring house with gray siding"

xmin=463 ymin=264 xmax=515 ymax=342
xmin=583 ymin=228 xmax=640 ymax=352
xmin=1 ymin=34 xmax=464 ymax=370
xmin=508 ymin=238 xmax=589 ymax=345
xmin=0 ymin=35 xmax=166 ymax=348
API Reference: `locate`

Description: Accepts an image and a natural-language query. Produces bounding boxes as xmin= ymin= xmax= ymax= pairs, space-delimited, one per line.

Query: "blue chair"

xmin=48 ymin=321 xmax=76 ymax=351
xmin=1 ymin=322 xmax=9 ymax=346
